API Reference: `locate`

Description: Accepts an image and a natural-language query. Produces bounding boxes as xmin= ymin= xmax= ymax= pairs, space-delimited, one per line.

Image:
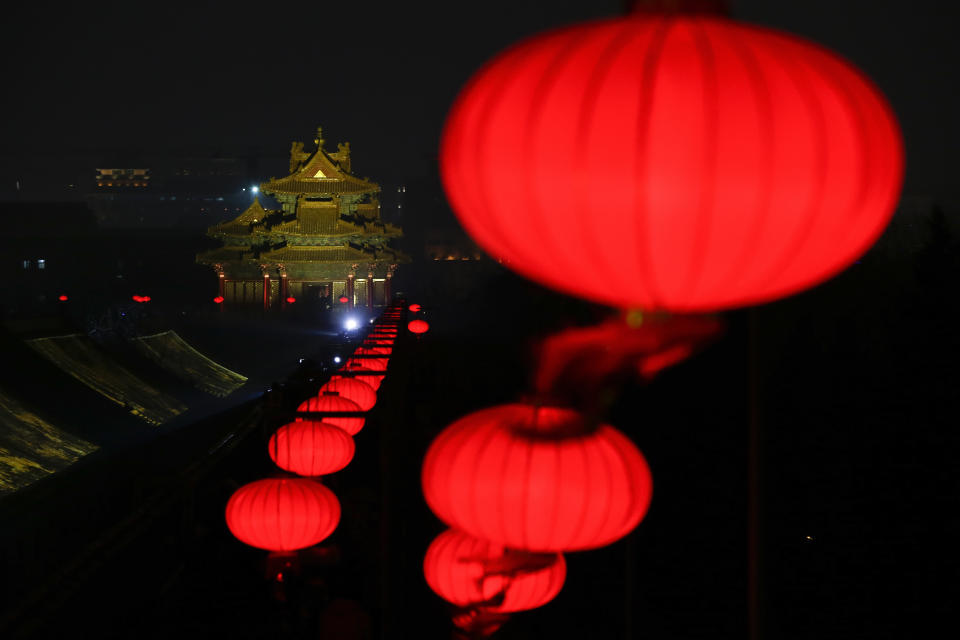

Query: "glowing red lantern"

xmin=409 ymin=303 xmax=422 ymax=312
xmin=347 ymin=357 xmax=388 ymax=372
xmin=338 ymin=364 xmax=385 ymax=391
xmin=58 ymin=294 xmax=68 ymax=302
xmin=422 ymin=404 xmax=652 ymax=552
xmin=355 ymin=346 xmax=392 ymax=356
xmin=320 ymin=376 xmax=376 ymax=411
xmin=424 ymin=528 xmax=566 ymax=613
xmin=297 ymin=392 xmax=365 ymax=435
xmin=338 ymin=295 xmax=349 ymax=304
xmin=408 ymin=319 xmax=429 ymax=335
xmin=286 ymin=296 xmax=296 ymax=304
xmin=440 ymin=12 xmax=903 ymax=312
xmin=214 ymin=295 xmax=225 ymax=304
xmin=225 ymin=478 xmax=340 ymax=551
xmin=268 ymin=420 xmax=355 ymax=476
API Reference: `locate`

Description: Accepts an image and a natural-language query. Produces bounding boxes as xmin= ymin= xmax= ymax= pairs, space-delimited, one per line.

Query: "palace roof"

xmin=260 ymin=136 xmax=378 ymax=197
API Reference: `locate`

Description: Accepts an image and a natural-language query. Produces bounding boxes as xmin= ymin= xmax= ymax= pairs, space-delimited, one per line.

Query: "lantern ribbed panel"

xmin=424 ymin=529 xmax=566 ymax=612
xmin=225 ymin=478 xmax=340 ymax=551
xmin=408 ymin=319 xmax=430 ymax=335
xmin=440 ymin=16 xmax=903 ymax=312
xmin=297 ymin=394 xmax=365 ymax=435
xmin=268 ymin=420 xmax=355 ymax=476
xmin=320 ymin=376 xmax=377 ymax=411
xmin=421 ymin=404 xmax=653 ymax=552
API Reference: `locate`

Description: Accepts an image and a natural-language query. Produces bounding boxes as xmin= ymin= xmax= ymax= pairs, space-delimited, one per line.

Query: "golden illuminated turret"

xmin=198 ymin=126 xmax=406 ymax=311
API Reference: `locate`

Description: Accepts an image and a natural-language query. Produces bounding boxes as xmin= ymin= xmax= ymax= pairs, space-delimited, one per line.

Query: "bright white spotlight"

xmin=344 ymin=318 xmax=359 ymax=331
xmin=369 ymin=318 xmax=375 ymax=324
xmin=251 ymin=185 xmax=259 ymax=194
xmin=333 ymin=356 xmax=342 ymax=364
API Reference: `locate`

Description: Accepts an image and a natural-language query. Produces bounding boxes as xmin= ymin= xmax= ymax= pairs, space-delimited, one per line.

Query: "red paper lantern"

xmin=225 ymin=478 xmax=340 ymax=551
xmin=355 ymin=346 xmax=392 ymax=356
xmin=320 ymin=376 xmax=376 ymax=411
xmin=214 ymin=295 xmax=225 ymax=304
xmin=409 ymin=303 xmax=422 ymax=312
xmin=339 ymin=364 xmax=385 ymax=391
xmin=422 ymin=404 xmax=652 ymax=552
xmin=338 ymin=295 xmax=349 ymax=304
xmin=347 ymin=357 xmax=388 ymax=372
xmin=268 ymin=420 xmax=355 ymax=476
xmin=286 ymin=296 xmax=296 ymax=304
xmin=408 ymin=319 xmax=429 ymax=335
xmin=440 ymin=13 xmax=903 ymax=312
xmin=297 ymin=392 xmax=365 ymax=435
xmin=58 ymin=294 xmax=69 ymax=302
xmin=424 ymin=528 xmax=566 ymax=613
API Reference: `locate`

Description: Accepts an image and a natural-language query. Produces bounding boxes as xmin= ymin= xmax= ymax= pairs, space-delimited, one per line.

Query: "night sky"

xmin=1 ymin=0 xmax=956 ymax=207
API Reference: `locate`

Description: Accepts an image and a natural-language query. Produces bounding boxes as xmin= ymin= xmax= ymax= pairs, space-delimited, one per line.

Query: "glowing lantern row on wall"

xmin=408 ymin=319 xmax=430 ymax=335
xmin=225 ymin=478 xmax=340 ymax=552
xmin=268 ymin=420 xmax=355 ymax=476
xmin=297 ymin=392 xmax=365 ymax=435
xmin=320 ymin=376 xmax=376 ymax=412
xmin=424 ymin=529 xmax=566 ymax=613
xmin=422 ymin=404 xmax=652 ymax=552
xmin=364 ymin=338 xmax=394 ymax=346
xmin=440 ymin=11 xmax=903 ymax=312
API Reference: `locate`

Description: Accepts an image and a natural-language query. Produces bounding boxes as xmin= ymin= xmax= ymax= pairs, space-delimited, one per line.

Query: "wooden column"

xmin=262 ymin=272 xmax=271 ymax=311
xmin=367 ymin=267 xmax=374 ymax=310
xmin=346 ymin=273 xmax=355 ymax=310
xmin=280 ymin=272 xmax=288 ymax=307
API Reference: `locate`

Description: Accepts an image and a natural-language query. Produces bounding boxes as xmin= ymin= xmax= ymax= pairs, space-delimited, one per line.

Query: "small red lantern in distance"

xmin=409 ymin=303 xmax=421 ymax=312
xmin=214 ymin=295 xmax=224 ymax=304
xmin=58 ymin=294 xmax=68 ymax=302
xmin=268 ymin=420 xmax=355 ymax=476
xmin=297 ymin=392 xmax=365 ymax=435
xmin=440 ymin=10 xmax=904 ymax=312
xmin=320 ymin=376 xmax=376 ymax=412
xmin=286 ymin=296 xmax=296 ymax=304
xmin=407 ymin=319 xmax=429 ymax=335
xmin=338 ymin=295 xmax=349 ymax=304
xmin=225 ymin=478 xmax=340 ymax=551
xmin=424 ymin=529 xmax=566 ymax=613
xmin=422 ymin=404 xmax=652 ymax=552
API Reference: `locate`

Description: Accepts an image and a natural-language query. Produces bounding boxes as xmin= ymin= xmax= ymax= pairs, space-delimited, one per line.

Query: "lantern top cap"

xmin=626 ymin=0 xmax=729 ymax=15
xmin=503 ymin=403 xmax=599 ymax=439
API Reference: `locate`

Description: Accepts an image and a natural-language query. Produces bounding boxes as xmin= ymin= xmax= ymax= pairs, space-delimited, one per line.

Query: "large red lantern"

xmin=424 ymin=529 xmax=566 ymax=613
xmin=225 ymin=478 xmax=340 ymax=551
xmin=422 ymin=404 xmax=652 ymax=552
xmin=297 ymin=392 xmax=365 ymax=435
xmin=440 ymin=12 xmax=903 ymax=312
xmin=320 ymin=376 xmax=376 ymax=411
xmin=268 ymin=420 xmax=355 ymax=476
xmin=408 ymin=319 xmax=429 ymax=335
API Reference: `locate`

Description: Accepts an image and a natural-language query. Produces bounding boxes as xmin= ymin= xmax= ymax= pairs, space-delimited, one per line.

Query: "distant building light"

xmin=22 ymin=259 xmax=30 ymax=269
xmin=251 ymin=186 xmax=259 ymax=194
xmin=37 ymin=259 xmax=45 ymax=270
